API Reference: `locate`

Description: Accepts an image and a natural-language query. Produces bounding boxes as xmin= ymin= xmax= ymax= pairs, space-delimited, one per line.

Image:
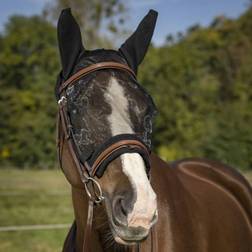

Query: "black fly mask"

xmin=56 ymin=9 xmax=158 ymax=177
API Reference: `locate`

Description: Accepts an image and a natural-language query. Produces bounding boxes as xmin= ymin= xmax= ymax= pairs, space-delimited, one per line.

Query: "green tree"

xmin=44 ymin=0 xmax=127 ymax=48
xmin=139 ymin=7 xmax=252 ymax=169
xmin=0 ymin=15 xmax=59 ymax=168
xmin=1 ymin=6 xmax=252 ymax=171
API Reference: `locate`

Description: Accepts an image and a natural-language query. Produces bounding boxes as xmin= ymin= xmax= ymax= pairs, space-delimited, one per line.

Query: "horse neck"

xmin=71 ymin=186 xmax=103 ymax=252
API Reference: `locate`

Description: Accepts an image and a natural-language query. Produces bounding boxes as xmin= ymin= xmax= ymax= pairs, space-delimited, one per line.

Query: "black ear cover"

xmin=119 ymin=9 xmax=158 ymax=74
xmin=57 ymin=8 xmax=84 ymax=79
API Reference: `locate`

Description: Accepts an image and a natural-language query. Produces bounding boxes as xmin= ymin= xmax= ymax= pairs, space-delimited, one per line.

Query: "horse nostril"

xmin=119 ymin=198 xmax=128 ymax=217
xmin=113 ymin=196 xmax=129 ymax=226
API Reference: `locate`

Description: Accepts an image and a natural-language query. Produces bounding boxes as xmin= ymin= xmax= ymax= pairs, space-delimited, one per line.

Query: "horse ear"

xmin=57 ymin=8 xmax=84 ymax=79
xmin=119 ymin=9 xmax=158 ymax=74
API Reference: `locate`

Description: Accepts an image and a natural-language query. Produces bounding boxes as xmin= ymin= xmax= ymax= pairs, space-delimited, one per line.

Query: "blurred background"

xmin=0 ymin=0 xmax=252 ymax=251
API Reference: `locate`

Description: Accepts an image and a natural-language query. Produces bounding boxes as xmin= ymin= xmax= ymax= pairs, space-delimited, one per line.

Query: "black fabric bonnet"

xmin=56 ymin=50 xmax=157 ymax=166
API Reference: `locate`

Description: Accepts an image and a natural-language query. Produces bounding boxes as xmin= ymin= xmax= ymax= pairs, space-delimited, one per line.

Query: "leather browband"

xmin=59 ymin=61 xmax=136 ymax=94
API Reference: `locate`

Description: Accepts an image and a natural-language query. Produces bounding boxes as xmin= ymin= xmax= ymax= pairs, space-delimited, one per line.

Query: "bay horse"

xmin=56 ymin=8 xmax=252 ymax=252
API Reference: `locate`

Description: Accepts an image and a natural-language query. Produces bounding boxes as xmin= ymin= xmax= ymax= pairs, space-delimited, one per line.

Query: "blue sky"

xmin=0 ymin=0 xmax=249 ymax=45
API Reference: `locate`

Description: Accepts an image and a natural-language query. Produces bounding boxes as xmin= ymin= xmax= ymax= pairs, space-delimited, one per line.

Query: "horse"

xmin=55 ymin=8 xmax=252 ymax=252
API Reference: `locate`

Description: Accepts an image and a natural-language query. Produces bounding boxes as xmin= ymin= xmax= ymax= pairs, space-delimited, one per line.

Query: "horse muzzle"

xmin=110 ymin=194 xmax=158 ymax=244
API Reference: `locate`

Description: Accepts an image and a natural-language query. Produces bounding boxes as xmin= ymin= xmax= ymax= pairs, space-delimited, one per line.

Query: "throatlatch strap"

xmin=58 ymin=98 xmax=90 ymax=183
xmin=83 ymin=200 xmax=94 ymax=252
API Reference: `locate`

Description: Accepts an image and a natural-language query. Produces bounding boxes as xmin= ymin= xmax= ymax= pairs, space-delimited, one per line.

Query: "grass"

xmin=0 ymin=168 xmax=251 ymax=252
xmin=0 ymin=169 xmax=73 ymax=252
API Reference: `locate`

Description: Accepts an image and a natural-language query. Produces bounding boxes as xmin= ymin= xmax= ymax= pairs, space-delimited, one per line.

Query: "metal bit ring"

xmin=84 ymin=177 xmax=104 ymax=204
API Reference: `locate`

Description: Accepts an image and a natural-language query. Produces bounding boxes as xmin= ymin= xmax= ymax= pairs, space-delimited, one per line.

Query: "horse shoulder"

xmin=171 ymin=157 xmax=252 ymax=220
xmin=150 ymin=155 xmax=252 ymax=251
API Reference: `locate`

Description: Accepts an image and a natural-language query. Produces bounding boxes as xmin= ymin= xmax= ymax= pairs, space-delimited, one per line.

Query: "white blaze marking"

xmin=121 ymin=153 xmax=157 ymax=229
xmin=105 ymin=77 xmax=157 ymax=229
xmin=104 ymin=77 xmax=133 ymax=135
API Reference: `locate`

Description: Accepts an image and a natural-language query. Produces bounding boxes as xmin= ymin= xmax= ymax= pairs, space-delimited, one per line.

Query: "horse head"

xmin=56 ymin=8 xmax=158 ymax=248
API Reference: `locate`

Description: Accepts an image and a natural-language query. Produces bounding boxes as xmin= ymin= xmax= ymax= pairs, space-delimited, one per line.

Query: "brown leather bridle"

xmin=57 ymin=61 xmax=151 ymax=251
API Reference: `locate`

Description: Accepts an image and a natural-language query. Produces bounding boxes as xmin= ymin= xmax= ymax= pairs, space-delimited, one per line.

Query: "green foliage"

xmin=0 ymin=15 xmax=59 ymax=168
xmin=1 ymin=7 xmax=252 ymax=170
xmin=44 ymin=0 xmax=127 ymax=48
xmin=139 ymin=8 xmax=252 ymax=169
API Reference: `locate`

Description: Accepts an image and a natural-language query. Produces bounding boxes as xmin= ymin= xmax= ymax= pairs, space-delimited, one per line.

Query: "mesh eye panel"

xmin=65 ymin=71 xmax=157 ymax=164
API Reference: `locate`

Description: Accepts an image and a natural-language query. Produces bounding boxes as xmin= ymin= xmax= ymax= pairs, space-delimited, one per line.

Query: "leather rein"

xmin=57 ymin=61 xmax=152 ymax=251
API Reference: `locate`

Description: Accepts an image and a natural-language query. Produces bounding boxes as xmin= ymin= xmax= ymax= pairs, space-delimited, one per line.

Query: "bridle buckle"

xmin=58 ymin=96 xmax=67 ymax=106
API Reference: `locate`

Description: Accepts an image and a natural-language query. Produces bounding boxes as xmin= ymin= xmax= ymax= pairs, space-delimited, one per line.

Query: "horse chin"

xmin=111 ymin=226 xmax=148 ymax=246
xmin=114 ymin=236 xmax=138 ymax=245
xmin=109 ymin=217 xmax=149 ymax=245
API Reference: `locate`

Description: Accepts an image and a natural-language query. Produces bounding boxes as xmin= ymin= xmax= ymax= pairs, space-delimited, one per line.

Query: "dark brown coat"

xmin=63 ymin=154 xmax=252 ymax=252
